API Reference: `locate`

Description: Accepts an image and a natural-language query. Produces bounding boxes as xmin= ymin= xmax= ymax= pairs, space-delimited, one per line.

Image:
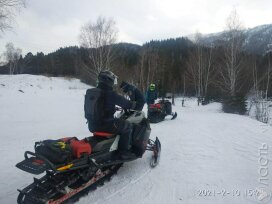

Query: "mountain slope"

xmin=200 ymin=24 xmax=272 ymax=55
xmin=245 ymin=24 xmax=272 ymax=54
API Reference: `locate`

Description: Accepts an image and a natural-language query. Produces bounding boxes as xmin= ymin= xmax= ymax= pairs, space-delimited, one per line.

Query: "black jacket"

xmin=98 ymin=83 xmax=133 ymax=122
xmin=121 ymin=83 xmax=145 ymax=110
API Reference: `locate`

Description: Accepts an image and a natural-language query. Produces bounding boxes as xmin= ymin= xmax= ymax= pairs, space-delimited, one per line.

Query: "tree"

xmin=136 ymin=44 xmax=159 ymax=92
xmin=0 ymin=0 xmax=25 ymax=33
xmin=79 ymin=16 xmax=118 ymax=76
xmin=218 ymin=9 xmax=246 ymax=96
xmin=3 ymin=42 xmax=22 ymax=74
xmin=186 ymin=33 xmax=214 ymax=100
xmin=248 ymin=55 xmax=271 ymax=123
xmin=265 ymin=52 xmax=271 ymax=99
xmin=0 ymin=54 xmax=4 ymax=65
xmin=19 ymin=52 xmax=33 ymax=73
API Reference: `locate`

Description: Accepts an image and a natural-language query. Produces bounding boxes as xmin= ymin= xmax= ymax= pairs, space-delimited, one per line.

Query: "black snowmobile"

xmin=16 ymin=109 xmax=161 ymax=204
xmin=147 ymin=99 xmax=177 ymax=123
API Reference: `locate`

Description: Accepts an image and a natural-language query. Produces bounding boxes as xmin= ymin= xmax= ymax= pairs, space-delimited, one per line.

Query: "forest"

xmin=1 ymin=14 xmax=272 ymax=116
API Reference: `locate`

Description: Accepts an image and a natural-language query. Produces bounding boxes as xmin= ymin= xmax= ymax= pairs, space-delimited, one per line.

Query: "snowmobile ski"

xmin=171 ymin=112 xmax=177 ymax=120
xmin=148 ymin=137 xmax=161 ymax=167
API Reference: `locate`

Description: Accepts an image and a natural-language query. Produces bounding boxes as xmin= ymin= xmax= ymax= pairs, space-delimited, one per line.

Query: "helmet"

xmin=150 ymin=83 xmax=155 ymax=91
xmin=120 ymin=81 xmax=135 ymax=93
xmin=120 ymin=81 xmax=129 ymax=92
xmin=98 ymin=71 xmax=117 ymax=87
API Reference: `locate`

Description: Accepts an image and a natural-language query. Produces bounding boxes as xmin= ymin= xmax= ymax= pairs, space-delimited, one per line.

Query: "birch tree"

xmin=79 ymin=16 xmax=118 ymax=76
xmin=218 ymin=9 xmax=246 ymax=96
xmin=248 ymin=53 xmax=272 ymax=122
xmin=4 ymin=42 xmax=22 ymax=74
xmin=265 ymin=52 xmax=271 ymax=100
xmin=186 ymin=33 xmax=214 ymax=99
xmin=137 ymin=48 xmax=147 ymax=92
xmin=137 ymin=46 xmax=158 ymax=92
xmin=0 ymin=0 xmax=25 ymax=33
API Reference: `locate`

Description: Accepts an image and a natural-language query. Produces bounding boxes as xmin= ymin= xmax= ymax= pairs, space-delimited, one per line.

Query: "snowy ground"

xmin=0 ymin=75 xmax=272 ymax=204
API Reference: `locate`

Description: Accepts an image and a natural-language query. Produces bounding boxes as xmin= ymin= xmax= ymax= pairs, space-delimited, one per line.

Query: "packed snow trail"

xmin=0 ymin=75 xmax=271 ymax=204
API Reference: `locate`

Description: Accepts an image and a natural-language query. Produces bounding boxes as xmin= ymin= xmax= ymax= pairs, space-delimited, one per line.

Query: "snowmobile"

xmin=16 ymin=109 xmax=161 ymax=204
xmin=147 ymin=99 xmax=177 ymax=123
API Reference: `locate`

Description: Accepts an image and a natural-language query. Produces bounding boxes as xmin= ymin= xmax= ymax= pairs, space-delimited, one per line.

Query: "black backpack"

xmin=84 ymin=88 xmax=105 ymax=128
xmin=35 ymin=139 xmax=73 ymax=164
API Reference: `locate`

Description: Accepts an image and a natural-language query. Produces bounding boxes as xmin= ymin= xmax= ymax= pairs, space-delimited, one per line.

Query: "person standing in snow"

xmin=146 ymin=83 xmax=158 ymax=105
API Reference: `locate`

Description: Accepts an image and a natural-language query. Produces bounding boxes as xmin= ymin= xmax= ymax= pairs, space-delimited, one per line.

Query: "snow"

xmin=0 ymin=75 xmax=272 ymax=204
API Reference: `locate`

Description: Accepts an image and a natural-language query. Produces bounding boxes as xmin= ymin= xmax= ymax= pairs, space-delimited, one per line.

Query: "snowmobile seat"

xmin=150 ymin=103 xmax=162 ymax=109
xmin=93 ymin=132 xmax=115 ymax=138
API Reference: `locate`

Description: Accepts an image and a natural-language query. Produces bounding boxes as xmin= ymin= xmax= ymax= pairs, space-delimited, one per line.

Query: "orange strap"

xmin=94 ymin=132 xmax=114 ymax=137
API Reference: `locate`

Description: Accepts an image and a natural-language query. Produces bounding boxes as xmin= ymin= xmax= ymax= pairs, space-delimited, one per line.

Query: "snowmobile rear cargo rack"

xmin=16 ymin=151 xmax=95 ymax=175
xmin=16 ymin=151 xmax=55 ymax=175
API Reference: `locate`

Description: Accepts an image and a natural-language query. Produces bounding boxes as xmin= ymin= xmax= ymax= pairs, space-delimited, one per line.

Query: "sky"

xmin=0 ymin=0 xmax=271 ymax=56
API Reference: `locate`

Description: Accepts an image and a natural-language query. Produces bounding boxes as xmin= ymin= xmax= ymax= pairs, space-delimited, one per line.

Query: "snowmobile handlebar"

xmin=115 ymin=106 xmax=123 ymax=111
xmin=116 ymin=108 xmax=142 ymax=120
xmin=115 ymin=106 xmax=139 ymax=114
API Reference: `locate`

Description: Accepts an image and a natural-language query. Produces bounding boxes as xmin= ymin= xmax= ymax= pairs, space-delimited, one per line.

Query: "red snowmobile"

xmin=148 ymin=99 xmax=177 ymax=123
xmin=16 ymin=109 xmax=161 ymax=204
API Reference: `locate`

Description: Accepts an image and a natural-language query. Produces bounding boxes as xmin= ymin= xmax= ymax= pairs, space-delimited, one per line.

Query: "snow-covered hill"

xmin=0 ymin=75 xmax=272 ymax=204
xmin=200 ymin=24 xmax=272 ymax=55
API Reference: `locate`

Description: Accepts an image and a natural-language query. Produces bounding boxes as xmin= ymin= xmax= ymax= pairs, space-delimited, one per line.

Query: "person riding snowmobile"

xmin=120 ymin=81 xmax=145 ymax=110
xmin=86 ymin=71 xmax=144 ymax=159
xmin=16 ymin=71 xmax=161 ymax=204
xmin=146 ymin=83 xmax=158 ymax=105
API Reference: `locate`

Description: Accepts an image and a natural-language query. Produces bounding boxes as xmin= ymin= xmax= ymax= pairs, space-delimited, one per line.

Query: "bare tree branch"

xmin=79 ymin=16 xmax=118 ymax=76
xmin=186 ymin=32 xmax=215 ymax=98
xmin=3 ymin=42 xmax=22 ymax=74
xmin=218 ymin=8 xmax=246 ymax=96
xmin=0 ymin=0 xmax=25 ymax=33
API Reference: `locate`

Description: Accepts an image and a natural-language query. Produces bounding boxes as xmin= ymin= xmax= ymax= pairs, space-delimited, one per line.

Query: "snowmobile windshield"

xmin=114 ymin=77 xmax=118 ymax=85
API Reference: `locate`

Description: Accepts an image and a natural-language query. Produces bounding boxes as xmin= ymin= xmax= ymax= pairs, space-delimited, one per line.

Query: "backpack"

xmin=84 ymin=88 xmax=105 ymax=128
xmin=35 ymin=138 xmax=74 ymax=164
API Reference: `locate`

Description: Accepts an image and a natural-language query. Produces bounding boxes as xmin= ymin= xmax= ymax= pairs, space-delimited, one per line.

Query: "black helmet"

xmin=120 ymin=81 xmax=135 ymax=93
xmin=98 ymin=70 xmax=117 ymax=87
xmin=120 ymin=81 xmax=129 ymax=92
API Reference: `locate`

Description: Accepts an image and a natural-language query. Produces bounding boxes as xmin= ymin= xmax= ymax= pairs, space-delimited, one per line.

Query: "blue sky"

xmin=0 ymin=0 xmax=271 ymax=56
